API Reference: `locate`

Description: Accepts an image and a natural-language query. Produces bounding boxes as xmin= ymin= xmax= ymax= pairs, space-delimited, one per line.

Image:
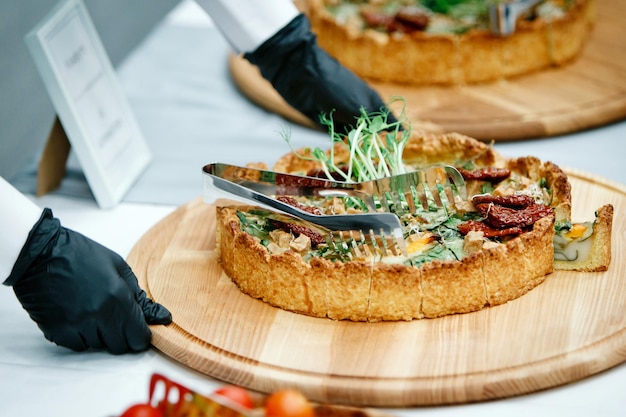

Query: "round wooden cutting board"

xmin=229 ymin=0 xmax=626 ymax=141
xmin=127 ymin=171 xmax=626 ymax=407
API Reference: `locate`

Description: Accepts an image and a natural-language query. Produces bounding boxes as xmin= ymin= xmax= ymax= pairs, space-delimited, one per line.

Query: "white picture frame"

xmin=25 ymin=0 xmax=151 ymax=208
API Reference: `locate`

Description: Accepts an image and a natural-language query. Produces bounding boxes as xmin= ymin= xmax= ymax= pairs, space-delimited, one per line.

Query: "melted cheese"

xmin=553 ymin=222 xmax=594 ymax=262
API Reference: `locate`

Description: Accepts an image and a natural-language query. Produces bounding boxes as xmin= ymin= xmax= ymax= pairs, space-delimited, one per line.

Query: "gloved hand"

xmin=244 ymin=13 xmax=398 ymax=133
xmin=3 ymin=208 xmax=172 ymax=354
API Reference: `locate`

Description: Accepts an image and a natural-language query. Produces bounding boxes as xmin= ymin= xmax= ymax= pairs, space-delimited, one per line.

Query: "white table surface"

xmin=2 ymin=1 xmax=625 ymax=416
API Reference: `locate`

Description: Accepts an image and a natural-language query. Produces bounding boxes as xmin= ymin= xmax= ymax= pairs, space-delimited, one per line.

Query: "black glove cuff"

xmin=243 ymin=13 xmax=312 ymax=75
xmin=3 ymin=208 xmax=60 ymax=286
xmin=243 ymin=13 xmax=398 ymax=132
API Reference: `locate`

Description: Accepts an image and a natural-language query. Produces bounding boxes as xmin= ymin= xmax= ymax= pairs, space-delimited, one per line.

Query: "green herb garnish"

xmin=284 ymin=97 xmax=409 ymax=183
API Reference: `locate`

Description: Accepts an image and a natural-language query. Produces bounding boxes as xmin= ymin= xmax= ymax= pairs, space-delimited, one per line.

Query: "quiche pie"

xmin=302 ymin=0 xmax=595 ymax=85
xmin=214 ymin=111 xmax=612 ymax=322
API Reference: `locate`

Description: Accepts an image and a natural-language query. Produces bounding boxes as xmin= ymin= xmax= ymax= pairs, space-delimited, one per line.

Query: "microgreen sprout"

xmin=283 ymin=97 xmax=409 ymax=183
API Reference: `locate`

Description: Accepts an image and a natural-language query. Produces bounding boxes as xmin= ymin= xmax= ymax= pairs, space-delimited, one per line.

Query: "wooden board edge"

xmin=227 ymin=0 xmax=626 ymax=142
xmin=228 ymin=54 xmax=318 ymax=130
xmin=126 ymin=169 xmax=625 ymax=407
xmin=146 ymin=319 xmax=626 ymax=407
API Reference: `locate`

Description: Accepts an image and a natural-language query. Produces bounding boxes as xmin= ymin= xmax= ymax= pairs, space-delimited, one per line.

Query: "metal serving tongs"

xmin=489 ymin=0 xmax=543 ymax=36
xmin=203 ymin=163 xmax=466 ymax=257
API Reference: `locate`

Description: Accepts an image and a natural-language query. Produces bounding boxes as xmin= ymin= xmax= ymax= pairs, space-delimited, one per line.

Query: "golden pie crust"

xmin=212 ymin=131 xmax=617 ymax=322
xmin=302 ymin=0 xmax=595 ymax=85
xmin=218 ymin=205 xmax=554 ymax=321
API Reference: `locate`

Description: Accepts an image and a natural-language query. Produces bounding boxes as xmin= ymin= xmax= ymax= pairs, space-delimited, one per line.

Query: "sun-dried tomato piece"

xmin=395 ymin=6 xmax=429 ymax=31
xmin=270 ymin=220 xmax=326 ymax=246
xmin=458 ymin=167 xmax=511 ymax=182
xmin=361 ymin=10 xmax=395 ymax=30
xmin=472 ymin=194 xmax=535 ymax=208
xmin=276 ymin=196 xmax=323 ymax=215
xmin=457 ymin=220 xmax=523 ymax=238
xmin=475 ymin=202 xmax=553 ymax=229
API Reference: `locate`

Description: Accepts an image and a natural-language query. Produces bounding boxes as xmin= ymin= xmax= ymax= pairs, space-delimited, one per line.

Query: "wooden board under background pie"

xmin=127 ymin=170 xmax=625 ymax=407
xmin=228 ymin=0 xmax=626 ymax=141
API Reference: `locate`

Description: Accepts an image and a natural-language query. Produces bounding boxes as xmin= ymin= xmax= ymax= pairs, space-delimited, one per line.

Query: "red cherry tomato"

xmin=213 ymin=385 xmax=255 ymax=410
xmin=119 ymin=403 xmax=164 ymax=417
xmin=265 ymin=389 xmax=314 ymax=417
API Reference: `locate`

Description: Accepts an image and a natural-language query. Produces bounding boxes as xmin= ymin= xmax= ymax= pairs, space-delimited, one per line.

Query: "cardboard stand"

xmin=26 ymin=0 xmax=152 ymax=208
xmin=36 ymin=116 xmax=71 ymax=197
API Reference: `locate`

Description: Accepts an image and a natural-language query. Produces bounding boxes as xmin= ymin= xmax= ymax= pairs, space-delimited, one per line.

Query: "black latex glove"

xmin=3 ymin=208 xmax=172 ymax=354
xmin=244 ymin=13 xmax=398 ymax=133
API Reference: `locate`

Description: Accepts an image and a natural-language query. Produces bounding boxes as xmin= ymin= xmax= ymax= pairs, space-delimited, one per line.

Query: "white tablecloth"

xmin=2 ymin=1 xmax=625 ymax=416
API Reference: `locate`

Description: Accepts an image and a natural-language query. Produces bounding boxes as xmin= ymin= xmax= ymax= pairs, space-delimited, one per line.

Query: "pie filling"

xmin=324 ymin=0 xmax=574 ymax=35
